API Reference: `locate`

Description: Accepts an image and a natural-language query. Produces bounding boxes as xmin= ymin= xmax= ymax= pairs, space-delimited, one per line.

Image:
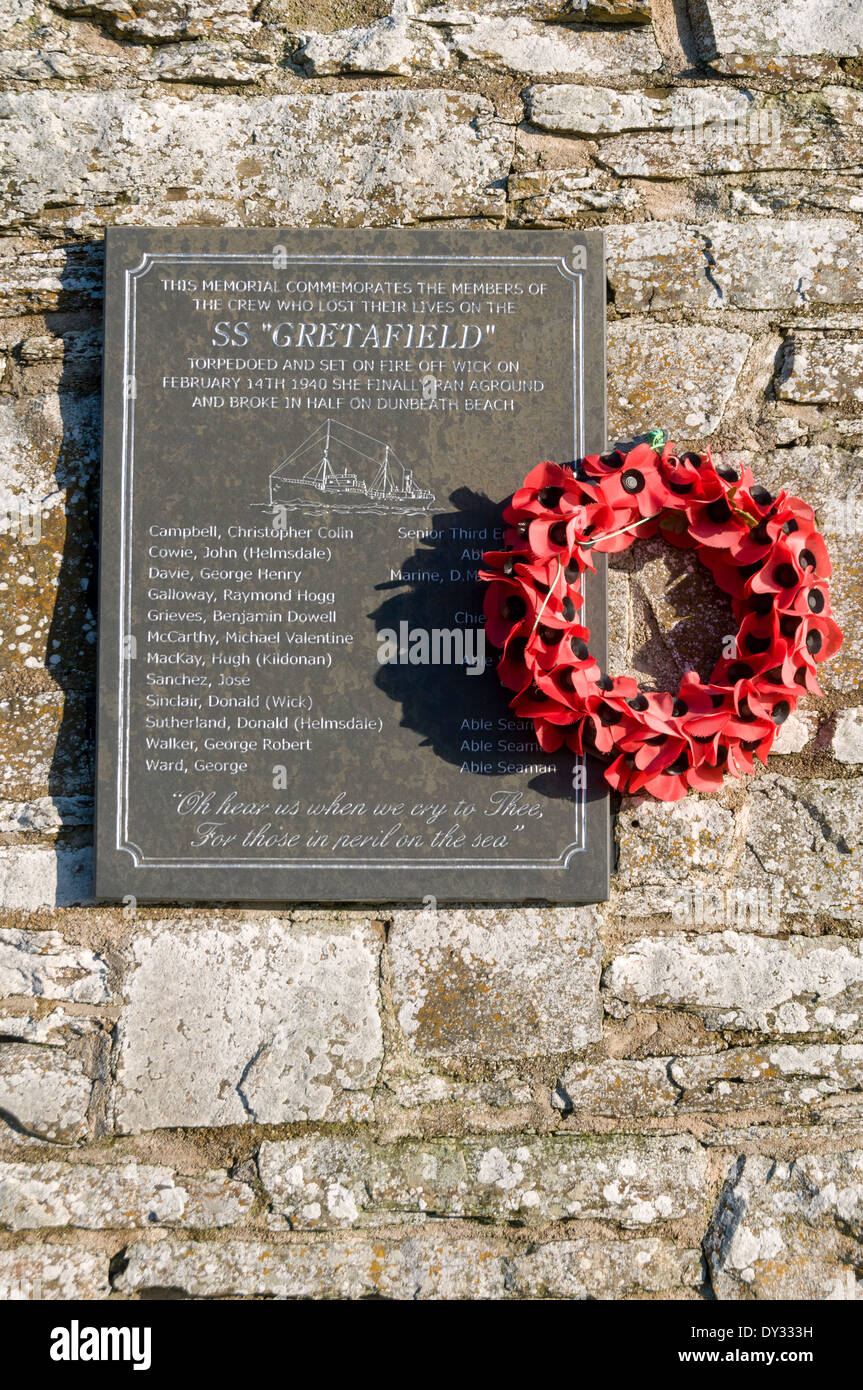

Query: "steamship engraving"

xmin=265 ymin=420 xmax=435 ymax=516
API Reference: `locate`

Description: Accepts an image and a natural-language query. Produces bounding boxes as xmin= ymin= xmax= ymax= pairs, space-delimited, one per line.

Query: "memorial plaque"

xmin=95 ymin=228 xmax=608 ymax=903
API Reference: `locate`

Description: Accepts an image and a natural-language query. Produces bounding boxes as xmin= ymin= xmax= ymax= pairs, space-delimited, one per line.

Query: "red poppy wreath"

xmin=480 ymin=438 xmax=842 ymax=802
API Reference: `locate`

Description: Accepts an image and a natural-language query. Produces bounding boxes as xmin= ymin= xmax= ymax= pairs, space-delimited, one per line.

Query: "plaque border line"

xmin=118 ymin=253 xmax=588 ymax=871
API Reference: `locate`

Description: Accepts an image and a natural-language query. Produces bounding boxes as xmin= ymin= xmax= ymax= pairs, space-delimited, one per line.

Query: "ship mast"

xmin=319 ymin=419 xmax=332 ymax=490
xmin=369 ymin=444 xmax=393 ymax=498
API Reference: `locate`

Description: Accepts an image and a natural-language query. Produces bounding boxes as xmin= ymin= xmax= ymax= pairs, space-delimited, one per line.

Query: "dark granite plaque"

xmin=95 ymin=228 xmax=608 ymax=903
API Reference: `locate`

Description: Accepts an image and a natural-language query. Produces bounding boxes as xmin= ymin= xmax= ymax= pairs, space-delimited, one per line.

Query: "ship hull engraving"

xmin=268 ymin=419 xmax=435 ymax=515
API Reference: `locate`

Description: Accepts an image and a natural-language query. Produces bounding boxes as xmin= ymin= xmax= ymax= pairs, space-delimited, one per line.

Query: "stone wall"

xmin=1 ymin=0 xmax=862 ymax=1301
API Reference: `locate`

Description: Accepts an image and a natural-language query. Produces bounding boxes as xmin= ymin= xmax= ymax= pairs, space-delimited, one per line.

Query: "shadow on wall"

xmin=370 ymin=485 xmax=602 ymax=805
xmin=45 ymin=241 xmax=105 ymax=865
xmin=670 ymin=0 xmax=714 ymax=72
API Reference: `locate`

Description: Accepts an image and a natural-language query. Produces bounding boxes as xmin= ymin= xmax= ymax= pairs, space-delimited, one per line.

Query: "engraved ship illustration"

xmin=268 ymin=420 xmax=435 ymax=513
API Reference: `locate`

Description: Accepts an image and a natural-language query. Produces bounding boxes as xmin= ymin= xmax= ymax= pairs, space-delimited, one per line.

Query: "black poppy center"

xmin=773 ymin=562 xmax=798 ymax=589
xmin=706 ymin=498 xmax=732 ymax=524
xmin=502 ymin=595 xmax=526 ymax=621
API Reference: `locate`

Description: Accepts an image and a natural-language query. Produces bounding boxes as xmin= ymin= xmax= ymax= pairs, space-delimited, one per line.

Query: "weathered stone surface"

xmin=834 ymin=708 xmax=863 ymax=763
xmin=0 ymin=796 xmax=92 ymax=833
xmin=259 ymin=1132 xmax=707 ymax=1228
xmin=556 ymin=1043 xmax=863 ymax=1117
xmin=701 ymin=1110 xmax=863 ymax=1152
xmin=689 ymin=0 xmax=863 ymax=66
xmin=728 ymin=176 xmax=863 ymax=218
xmin=0 ymin=846 xmax=92 ymax=910
xmin=415 ymin=0 xmax=652 ymax=18
xmin=112 ymin=918 xmax=383 ymax=1132
xmin=597 ymin=90 xmax=863 ymax=179
xmin=295 ymin=1 xmax=452 ymax=75
xmin=605 ymin=932 xmax=863 ymax=1036
xmin=706 ymin=1152 xmax=863 ymax=1299
xmin=608 ymin=323 xmax=750 ymax=438
xmin=616 ymin=880 xmax=786 ymax=930
xmin=606 ymin=220 xmax=863 ymax=312
xmin=0 ymin=398 xmax=97 ymax=685
xmin=607 ymin=567 xmax=629 ymax=674
xmin=507 ymin=168 xmax=641 ymax=223
xmin=0 ymin=929 xmax=107 ymax=1004
xmin=0 ymin=505 xmax=96 ymax=679
xmin=419 ymin=10 xmax=662 ymax=77
xmin=0 ymin=1006 xmax=99 ymax=1044
xmin=0 ymin=90 xmax=510 ymax=229
xmin=0 ymin=0 xmax=34 ymax=33
xmin=0 ymin=43 xmax=130 ymax=83
xmin=598 ymin=130 xmax=787 ymax=182
xmin=617 ymin=797 xmax=737 ymax=887
xmin=811 ymin=536 xmax=860 ymax=692
xmin=146 ymin=41 xmax=273 ymax=84
xmin=674 ymin=1043 xmax=863 ymax=1112
xmin=49 ymin=0 xmax=258 ymax=43
xmin=0 ymin=243 xmax=103 ymax=317
xmin=0 ymin=393 xmax=99 ymax=506
xmin=115 ymin=1227 xmax=698 ymax=1299
xmin=757 ymin=404 xmax=809 ymax=448
xmin=0 ymin=1244 xmax=110 ymax=1300
xmin=508 ymin=1236 xmax=702 ymax=1298
xmin=115 ymin=1233 xmax=509 ymax=1299
xmin=0 ymin=1042 xmax=92 ymax=1142
xmin=553 ymin=1055 xmax=678 ymax=1116
xmin=620 ymin=535 xmax=738 ymax=691
xmin=564 ymin=0 xmax=652 ymax=17
xmin=388 ymin=908 xmax=602 ymax=1058
xmin=385 ymin=1068 xmax=533 ymax=1110
xmin=771 ymin=709 xmax=816 ymax=754
xmin=836 ymin=421 xmax=863 ymax=443
xmin=0 ymin=1159 xmax=253 ymax=1230
xmin=735 ymin=776 xmax=861 ymax=923
xmin=778 ymin=334 xmax=863 ymax=405
xmin=526 ymin=82 xmax=754 ymax=137
xmin=617 ymin=777 xmax=860 ymax=923
xmin=17 ymin=326 xmax=101 ymax=369
xmin=0 ymin=16 xmax=179 ymax=85
xmin=0 ymin=691 xmax=92 ymax=797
